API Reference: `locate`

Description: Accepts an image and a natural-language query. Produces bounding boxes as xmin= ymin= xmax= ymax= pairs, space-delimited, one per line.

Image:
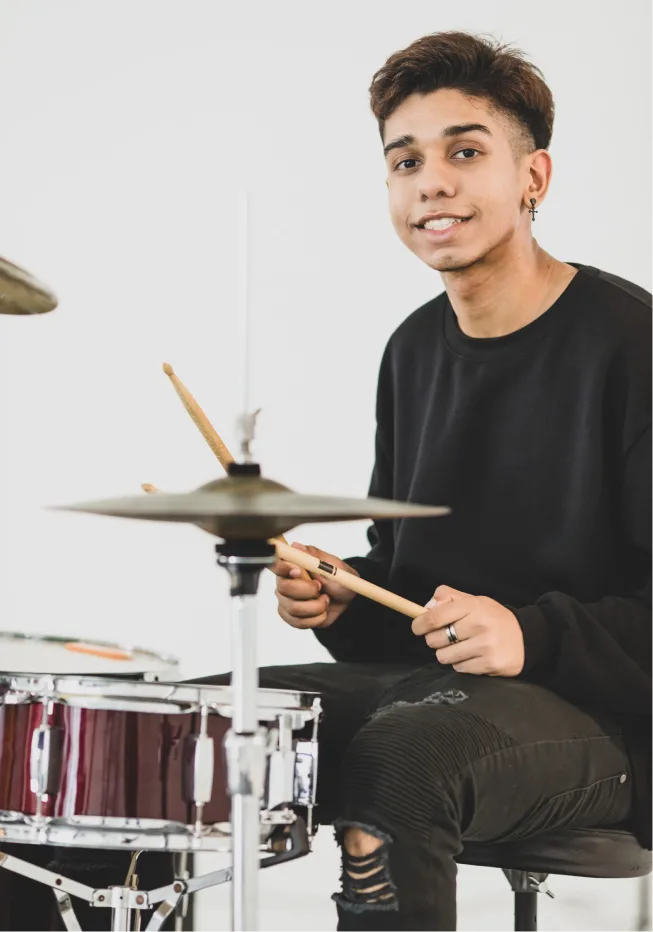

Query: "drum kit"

xmin=0 ymin=255 xmax=449 ymax=930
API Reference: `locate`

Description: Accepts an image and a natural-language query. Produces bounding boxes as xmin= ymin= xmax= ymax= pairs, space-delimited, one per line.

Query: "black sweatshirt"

xmin=315 ymin=262 xmax=652 ymax=848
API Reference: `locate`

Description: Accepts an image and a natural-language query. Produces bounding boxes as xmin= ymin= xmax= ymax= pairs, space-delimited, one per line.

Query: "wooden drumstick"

xmin=162 ymin=362 xmax=311 ymax=581
xmin=162 ymin=362 xmax=234 ymax=471
xmin=273 ymin=539 xmax=424 ymax=618
xmin=140 ymin=483 xmax=425 ymax=619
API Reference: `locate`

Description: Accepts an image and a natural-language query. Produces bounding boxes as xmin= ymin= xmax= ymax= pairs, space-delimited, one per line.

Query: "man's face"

xmin=384 ymin=88 xmax=532 ymax=272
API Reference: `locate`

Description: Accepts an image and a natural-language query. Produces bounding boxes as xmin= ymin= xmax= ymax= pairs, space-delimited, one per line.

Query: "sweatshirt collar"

xmin=442 ymin=263 xmax=597 ymax=360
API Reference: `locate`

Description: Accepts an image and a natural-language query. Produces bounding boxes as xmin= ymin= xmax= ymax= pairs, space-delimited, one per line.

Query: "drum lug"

xmin=293 ymin=738 xmax=319 ymax=808
xmin=183 ymin=704 xmax=215 ymax=834
xmin=191 ymin=733 xmax=215 ymax=807
xmin=267 ymin=714 xmax=297 ymax=810
xmin=225 ymin=728 xmax=267 ymax=799
xmin=30 ymin=723 xmax=63 ymax=798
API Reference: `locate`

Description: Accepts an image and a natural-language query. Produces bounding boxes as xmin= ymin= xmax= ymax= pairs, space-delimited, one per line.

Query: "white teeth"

xmin=423 ymin=217 xmax=465 ymax=230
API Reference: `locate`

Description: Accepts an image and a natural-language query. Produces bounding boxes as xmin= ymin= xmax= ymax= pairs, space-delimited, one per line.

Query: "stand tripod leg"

xmin=53 ymin=889 xmax=82 ymax=932
xmin=0 ymin=851 xmax=95 ymax=903
xmin=146 ymin=892 xmax=183 ymax=932
xmin=173 ymin=852 xmax=190 ymax=931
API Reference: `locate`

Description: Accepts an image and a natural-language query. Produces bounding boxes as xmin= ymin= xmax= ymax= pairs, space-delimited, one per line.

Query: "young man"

xmin=1 ymin=29 xmax=649 ymax=932
xmin=267 ymin=29 xmax=651 ymax=931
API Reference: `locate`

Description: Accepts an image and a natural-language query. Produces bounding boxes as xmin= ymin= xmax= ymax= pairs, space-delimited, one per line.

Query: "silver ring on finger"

xmin=446 ymin=623 xmax=459 ymax=644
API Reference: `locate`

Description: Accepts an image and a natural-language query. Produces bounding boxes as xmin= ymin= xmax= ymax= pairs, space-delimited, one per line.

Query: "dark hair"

xmin=369 ymin=31 xmax=554 ymax=155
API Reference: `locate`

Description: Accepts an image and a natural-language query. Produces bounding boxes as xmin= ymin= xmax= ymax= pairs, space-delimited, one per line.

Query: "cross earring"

xmin=529 ymin=198 xmax=538 ymax=221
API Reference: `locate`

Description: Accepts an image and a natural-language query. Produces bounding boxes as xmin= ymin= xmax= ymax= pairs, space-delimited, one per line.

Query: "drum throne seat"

xmin=456 ymin=824 xmax=651 ymax=931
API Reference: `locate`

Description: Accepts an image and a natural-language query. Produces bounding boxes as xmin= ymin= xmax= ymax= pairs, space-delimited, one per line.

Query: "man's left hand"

xmin=412 ymin=585 xmax=525 ymax=676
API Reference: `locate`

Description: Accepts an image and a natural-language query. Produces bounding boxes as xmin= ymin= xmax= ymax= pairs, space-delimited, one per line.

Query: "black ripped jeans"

xmin=207 ymin=661 xmax=633 ymax=931
xmin=0 ymin=662 xmax=634 ymax=932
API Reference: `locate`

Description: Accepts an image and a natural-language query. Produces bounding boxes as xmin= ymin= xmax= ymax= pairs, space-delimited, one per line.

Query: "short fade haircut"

xmin=369 ymin=31 xmax=555 ymax=158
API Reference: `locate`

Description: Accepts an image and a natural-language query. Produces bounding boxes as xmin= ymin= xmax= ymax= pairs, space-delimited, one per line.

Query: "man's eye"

xmin=394 ymin=158 xmax=419 ymax=171
xmin=394 ymin=148 xmax=480 ymax=171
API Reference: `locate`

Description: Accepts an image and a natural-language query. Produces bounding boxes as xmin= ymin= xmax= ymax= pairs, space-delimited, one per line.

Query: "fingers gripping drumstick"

xmin=140 ymin=483 xmax=424 ymax=619
xmin=273 ymin=539 xmax=424 ymax=618
xmin=161 ymin=361 xmax=311 ymax=582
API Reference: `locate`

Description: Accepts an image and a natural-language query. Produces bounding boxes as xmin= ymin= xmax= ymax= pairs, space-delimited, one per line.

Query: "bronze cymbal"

xmin=0 ymin=256 xmax=57 ymax=315
xmin=53 ymin=473 xmax=450 ymax=540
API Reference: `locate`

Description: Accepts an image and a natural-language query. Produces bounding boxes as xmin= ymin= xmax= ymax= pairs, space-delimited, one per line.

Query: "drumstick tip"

xmin=162 ymin=362 xmax=174 ymax=376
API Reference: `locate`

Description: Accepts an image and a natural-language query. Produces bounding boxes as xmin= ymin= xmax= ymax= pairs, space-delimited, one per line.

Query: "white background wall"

xmin=0 ymin=1 xmax=650 ymax=929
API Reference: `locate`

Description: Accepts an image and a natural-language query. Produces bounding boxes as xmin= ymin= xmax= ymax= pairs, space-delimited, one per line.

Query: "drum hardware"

xmin=172 ymin=852 xmax=190 ymax=931
xmin=125 ymin=851 xmax=141 ymax=887
xmin=28 ymin=685 xmax=61 ymax=827
xmin=0 ymin=816 xmax=310 ymax=931
xmin=29 ymin=717 xmax=63 ymax=809
xmin=267 ymin=713 xmax=301 ymax=812
xmin=293 ymin=730 xmax=319 ymax=838
xmin=125 ymin=852 xmax=143 ymax=932
xmin=191 ymin=704 xmax=215 ymax=836
xmin=53 ymin=886 xmax=80 ymax=931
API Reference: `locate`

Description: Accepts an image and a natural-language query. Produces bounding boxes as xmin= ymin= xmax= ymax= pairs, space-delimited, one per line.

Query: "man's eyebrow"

xmin=382 ymin=124 xmax=493 ymax=158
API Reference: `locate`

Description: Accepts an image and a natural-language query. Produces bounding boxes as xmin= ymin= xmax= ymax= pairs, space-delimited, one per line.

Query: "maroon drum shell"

xmin=0 ymin=700 xmax=232 ymax=824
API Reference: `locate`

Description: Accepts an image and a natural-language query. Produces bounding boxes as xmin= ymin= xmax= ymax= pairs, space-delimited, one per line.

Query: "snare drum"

xmin=0 ymin=676 xmax=320 ymax=852
xmin=0 ymin=631 xmax=178 ymax=680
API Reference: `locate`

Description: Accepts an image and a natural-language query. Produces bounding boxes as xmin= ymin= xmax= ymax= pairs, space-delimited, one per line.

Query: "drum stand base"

xmin=0 ymin=818 xmax=309 ymax=931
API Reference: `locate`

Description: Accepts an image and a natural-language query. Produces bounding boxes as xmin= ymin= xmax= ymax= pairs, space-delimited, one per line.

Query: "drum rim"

xmin=0 ymin=630 xmax=179 ymax=672
xmin=1 ymin=674 xmax=322 ymax=713
xmin=0 ymin=811 xmax=293 ymax=852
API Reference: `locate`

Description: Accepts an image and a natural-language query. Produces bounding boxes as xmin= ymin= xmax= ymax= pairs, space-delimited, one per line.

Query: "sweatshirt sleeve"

xmin=515 ymin=422 xmax=651 ymax=716
xmin=314 ymin=344 xmax=401 ymax=661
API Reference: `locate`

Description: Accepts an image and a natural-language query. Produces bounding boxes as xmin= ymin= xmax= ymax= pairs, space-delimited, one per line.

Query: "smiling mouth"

xmin=414 ymin=217 xmax=471 ymax=230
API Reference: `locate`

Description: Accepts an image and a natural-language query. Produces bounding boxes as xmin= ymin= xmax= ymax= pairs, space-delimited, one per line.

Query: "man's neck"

xmin=441 ymin=241 xmax=577 ymax=339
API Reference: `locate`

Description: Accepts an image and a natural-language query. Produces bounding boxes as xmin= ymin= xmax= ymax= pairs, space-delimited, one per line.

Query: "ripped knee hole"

xmin=333 ymin=821 xmax=398 ymax=912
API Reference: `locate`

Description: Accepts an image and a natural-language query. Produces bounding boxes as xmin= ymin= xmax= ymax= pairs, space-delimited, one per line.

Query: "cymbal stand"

xmin=216 ymin=521 xmax=276 ymax=932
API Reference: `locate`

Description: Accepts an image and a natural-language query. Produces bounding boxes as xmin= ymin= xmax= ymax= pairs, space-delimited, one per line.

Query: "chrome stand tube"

xmin=111 ymin=903 xmax=131 ymax=931
xmin=217 ymin=540 xmax=276 ymax=932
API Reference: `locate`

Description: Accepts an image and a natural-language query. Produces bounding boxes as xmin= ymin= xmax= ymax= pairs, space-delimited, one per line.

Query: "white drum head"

xmin=0 ymin=631 xmax=178 ymax=678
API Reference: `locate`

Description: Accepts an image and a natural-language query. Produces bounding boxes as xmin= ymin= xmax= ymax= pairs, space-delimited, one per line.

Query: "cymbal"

xmin=53 ymin=473 xmax=450 ymax=539
xmin=0 ymin=256 xmax=58 ymax=315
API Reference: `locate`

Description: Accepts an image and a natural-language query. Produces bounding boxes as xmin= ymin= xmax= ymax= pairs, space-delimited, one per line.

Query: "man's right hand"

xmin=272 ymin=543 xmax=359 ymax=629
